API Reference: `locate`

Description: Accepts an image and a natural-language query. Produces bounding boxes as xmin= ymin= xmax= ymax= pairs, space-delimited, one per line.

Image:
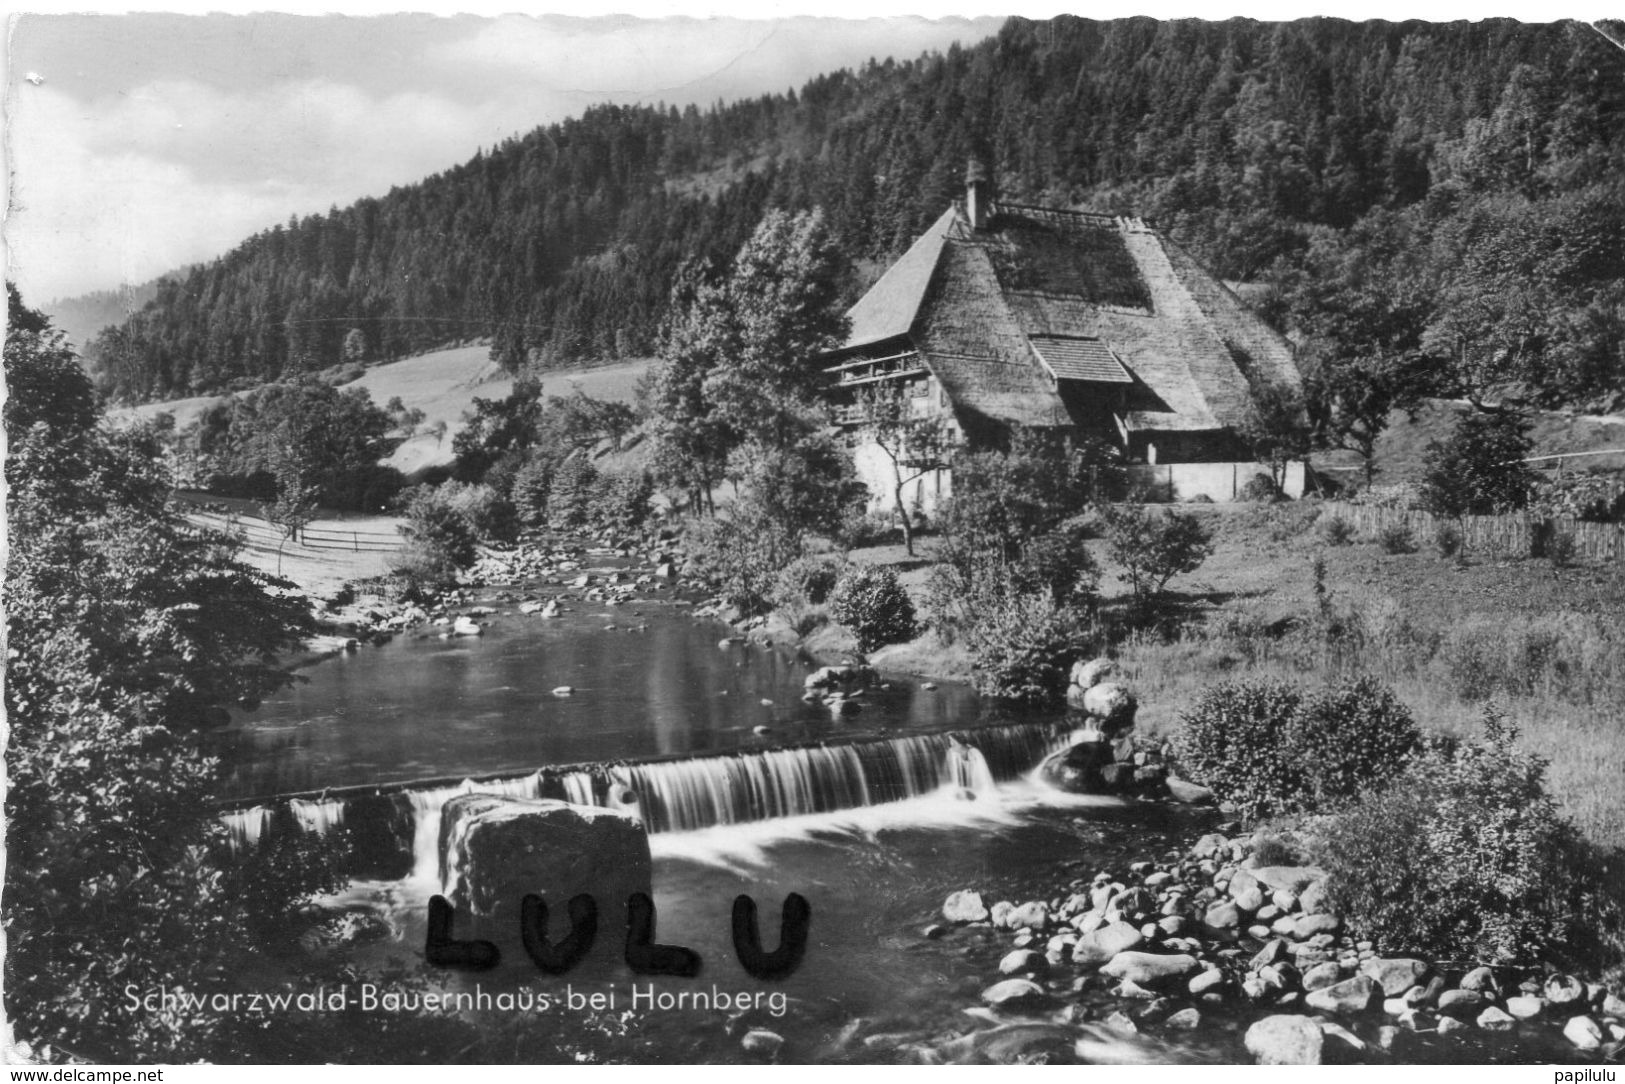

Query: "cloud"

xmin=6 ymin=77 xmax=508 ymax=302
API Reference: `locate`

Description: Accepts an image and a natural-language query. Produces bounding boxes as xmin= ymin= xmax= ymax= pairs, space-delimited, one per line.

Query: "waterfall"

xmin=289 ymin=797 xmax=346 ymax=834
xmin=219 ymin=721 xmax=1068 ymax=876
xmin=561 ymin=771 xmax=596 ymax=806
xmin=222 ymin=805 xmax=273 ymax=853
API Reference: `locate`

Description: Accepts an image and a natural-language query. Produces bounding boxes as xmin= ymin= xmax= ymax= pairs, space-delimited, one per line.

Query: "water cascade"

xmin=221 ymin=721 xmax=1068 ymax=878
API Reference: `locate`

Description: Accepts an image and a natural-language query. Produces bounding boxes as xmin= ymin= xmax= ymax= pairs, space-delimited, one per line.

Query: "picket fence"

xmin=1320 ymin=501 xmax=1625 ymax=564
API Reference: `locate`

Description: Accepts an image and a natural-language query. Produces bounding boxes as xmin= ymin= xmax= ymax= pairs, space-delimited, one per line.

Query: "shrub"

xmin=1238 ymin=473 xmax=1281 ymax=503
xmin=1316 ymin=514 xmax=1354 ymax=546
xmin=967 ymin=594 xmax=1095 ymax=703
xmin=1433 ymin=522 xmax=1463 ymax=557
xmin=1174 ymin=676 xmax=1422 ymax=818
xmin=773 ymin=553 xmax=850 ymax=608
xmin=1288 ymin=676 xmax=1421 ymax=809
xmin=828 ymin=565 xmax=917 ymax=652
xmin=682 ymin=509 xmax=800 ymax=615
xmin=838 ymin=508 xmax=899 ymax=549
xmin=1174 ymin=680 xmax=1306 ymax=819
xmin=1318 ymin=707 xmax=1619 ymax=966
xmin=1376 ymin=524 xmax=1415 ymax=555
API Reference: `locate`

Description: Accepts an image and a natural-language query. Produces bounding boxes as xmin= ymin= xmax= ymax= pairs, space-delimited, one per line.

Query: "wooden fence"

xmin=1320 ymin=501 xmax=1625 ymax=564
xmin=187 ymin=508 xmax=403 ymax=555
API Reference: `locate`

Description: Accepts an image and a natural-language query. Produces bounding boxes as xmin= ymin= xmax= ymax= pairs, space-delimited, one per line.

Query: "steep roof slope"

xmin=827 ymin=200 xmax=1300 ymax=438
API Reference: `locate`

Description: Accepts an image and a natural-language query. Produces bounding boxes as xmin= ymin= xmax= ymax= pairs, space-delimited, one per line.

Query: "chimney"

xmin=965 ymin=157 xmax=994 ymax=230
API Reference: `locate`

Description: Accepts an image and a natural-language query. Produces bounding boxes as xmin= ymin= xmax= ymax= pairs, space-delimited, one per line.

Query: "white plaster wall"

xmin=1127 ymin=460 xmax=1306 ymax=501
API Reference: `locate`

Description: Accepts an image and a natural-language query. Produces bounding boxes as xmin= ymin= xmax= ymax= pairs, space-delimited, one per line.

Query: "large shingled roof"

xmin=825 ymin=200 xmax=1301 ymax=437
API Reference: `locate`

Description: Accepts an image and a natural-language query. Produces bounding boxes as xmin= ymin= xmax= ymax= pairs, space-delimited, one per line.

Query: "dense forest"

xmin=84 ymin=17 xmax=1625 ymax=412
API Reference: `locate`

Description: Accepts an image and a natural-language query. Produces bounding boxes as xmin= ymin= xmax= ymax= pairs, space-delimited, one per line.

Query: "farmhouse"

xmin=820 ymin=163 xmax=1306 ymax=507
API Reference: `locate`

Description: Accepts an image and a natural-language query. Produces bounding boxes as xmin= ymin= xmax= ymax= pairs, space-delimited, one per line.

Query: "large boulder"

xmin=1245 ymin=1015 xmax=1324 ymax=1065
xmin=1081 ymin=683 xmax=1137 ymax=735
xmin=1069 ymin=657 xmax=1121 ymax=691
xmin=439 ymin=794 xmax=651 ymax=939
xmin=943 ymin=890 xmax=990 ymax=924
xmin=1038 ymin=741 xmax=1116 ymax=794
xmin=1100 ymin=951 xmax=1201 ymax=989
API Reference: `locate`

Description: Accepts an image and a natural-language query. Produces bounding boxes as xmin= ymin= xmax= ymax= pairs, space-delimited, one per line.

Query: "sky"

xmin=2 ymin=1 xmax=1603 ymax=307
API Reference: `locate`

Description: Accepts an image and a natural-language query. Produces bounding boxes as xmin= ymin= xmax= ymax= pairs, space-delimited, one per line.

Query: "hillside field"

xmin=115 ymin=347 xmax=654 ymax=475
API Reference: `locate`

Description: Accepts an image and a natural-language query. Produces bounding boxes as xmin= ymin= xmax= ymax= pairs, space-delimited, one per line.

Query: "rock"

xmin=1072 ymin=922 xmax=1146 ymax=967
xmin=1305 ymin=975 xmax=1378 ymax=1016
xmin=999 ymin=949 xmax=1046 ymax=976
xmin=1156 ymin=915 xmax=1187 ymax=938
xmin=1505 ymin=995 xmax=1545 ymax=1020
xmin=1459 ymin=966 xmax=1499 ymax=993
xmin=1100 ymin=951 xmax=1200 ymax=988
xmin=1436 ymin=1016 xmax=1467 ymax=1036
xmin=1546 ymin=973 xmax=1587 ymax=1007
xmin=1251 ymin=938 xmax=1290 ymax=970
xmin=1191 ymin=833 xmax=1229 ymax=859
xmin=741 ymin=1029 xmax=784 ymax=1059
xmin=1164 ymin=776 xmax=1215 ymax=804
xmin=1375 ymin=1025 xmax=1404 ymax=1053
xmin=1081 ymin=682 xmax=1137 ymax=734
xmin=1142 ymin=870 xmax=1173 ymax=889
xmin=1382 ymin=998 xmax=1408 ymax=1017
xmin=1436 ymin=990 xmax=1486 ymax=1018
xmin=1600 ymin=992 xmax=1625 ymax=1019
xmin=1165 ymin=1007 xmax=1201 ymax=1030
xmin=990 ymin=901 xmax=1016 ymax=929
xmin=439 ymin=795 xmax=651 ymax=938
xmin=1292 ymin=913 xmax=1341 ymax=939
xmin=1318 ymin=1019 xmax=1367 ymax=1054
xmin=1204 ymin=901 xmax=1242 ymax=931
xmin=1069 ymin=657 xmax=1121 ymax=690
xmin=1566 ymin=1016 xmax=1605 ymax=1051
xmin=1008 ymin=901 xmax=1049 ymax=930
xmin=970 ymin=1023 xmax=1080 ymax=1064
xmin=451 ymin=617 xmax=483 ymax=636
xmin=1408 ymin=976 xmax=1447 ymax=1008
xmin=1361 ymin=958 xmax=1430 ymax=998
xmin=551 ymin=685 xmax=574 ymax=697
xmin=1259 ymin=963 xmax=1301 ymax=993
xmin=1188 ymin=968 xmax=1226 ymax=996
xmin=1303 ymin=961 xmax=1344 ymax=992
xmin=1476 ymin=1005 xmax=1515 ymax=1031
xmin=942 ymin=890 xmax=989 ymax=924
xmin=981 ymin=979 xmax=1050 ymax=1011
xmin=1232 ymin=884 xmax=1265 ymax=913
xmin=1245 ymin=1015 xmax=1324 ymax=1065
xmin=922 ymin=924 xmax=947 ymax=940
xmin=1298 ymin=880 xmax=1330 ymax=915
xmin=1037 ymin=739 xmax=1121 ymax=795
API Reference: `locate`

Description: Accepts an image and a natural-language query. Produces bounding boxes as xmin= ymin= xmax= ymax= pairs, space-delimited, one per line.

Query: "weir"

xmin=220 ymin=721 xmax=1069 ymax=876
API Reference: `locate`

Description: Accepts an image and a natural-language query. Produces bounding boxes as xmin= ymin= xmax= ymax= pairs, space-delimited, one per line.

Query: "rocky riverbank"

xmin=918 ymin=823 xmax=1625 ymax=1065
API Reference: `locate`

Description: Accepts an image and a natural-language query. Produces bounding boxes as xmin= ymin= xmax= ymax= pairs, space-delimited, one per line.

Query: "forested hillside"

xmin=86 ymin=17 xmax=1625 ymax=411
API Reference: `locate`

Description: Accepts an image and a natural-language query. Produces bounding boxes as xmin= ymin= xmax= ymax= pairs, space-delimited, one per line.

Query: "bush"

xmin=1316 ymin=514 xmax=1354 ymax=546
xmin=391 ymin=482 xmax=503 ymax=594
xmin=1289 ymin=676 xmax=1422 ymax=809
xmin=773 ymin=553 xmax=851 ymax=608
xmin=682 ymin=509 xmax=801 ymax=615
xmin=828 ymin=565 xmax=916 ymax=652
xmin=1319 ymin=707 xmax=1619 ymax=966
xmin=1377 ymin=524 xmax=1415 ymax=554
xmin=1238 ymin=473 xmax=1281 ymax=503
xmin=1174 ymin=680 xmax=1306 ymax=820
xmin=511 ymin=457 xmax=554 ymax=526
xmin=1174 ymin=675 xmax=1421 ymax=818
xmin=838 ymin=508 xmax=899 ymax=548
xmin=1433 ymin=522 xmax=1463 ymax=557
xmin=966 ymin=594 xmax=1094 ymax=703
